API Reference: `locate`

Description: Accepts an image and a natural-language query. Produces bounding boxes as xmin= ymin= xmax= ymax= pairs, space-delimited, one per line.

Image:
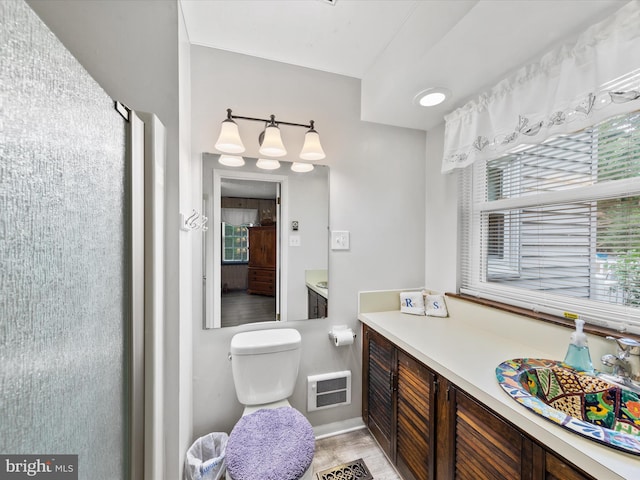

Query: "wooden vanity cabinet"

xmin=542 ymin=451 xmax=594 ymax=480
xmin=447 ymin=385 xmax=594 ymax=480
xmin=396 ymin=350 xmax=436 ymax=480
xmin=450 ymin=385 xmax=528 ymax=479
xmin=363 ymin=326 xmax=395 ymax=458
xmin=307 ymin=288 xmax=328 ymax=319
xmin=362 ymin=324 xmax=596 ymax=480
xmin=363 ymin=326 xmax=436 ymax=480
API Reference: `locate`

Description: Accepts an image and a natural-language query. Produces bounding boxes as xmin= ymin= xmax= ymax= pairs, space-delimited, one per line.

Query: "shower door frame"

xmin=127 ymin=108 xmax=146 ymax=480
xmin=122 ymin=106 xmax=166 ymax=480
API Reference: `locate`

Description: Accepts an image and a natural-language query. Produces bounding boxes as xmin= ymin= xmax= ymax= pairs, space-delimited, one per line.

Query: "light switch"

xmin=331 ymin=231 xmax=350 ymax=250
xmin=289 ymin=235 xmax=301 ymax=247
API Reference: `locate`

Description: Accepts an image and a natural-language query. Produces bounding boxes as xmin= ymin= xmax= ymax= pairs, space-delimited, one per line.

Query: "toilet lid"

xmin=226 ymin=407 xmax=315 ymax=480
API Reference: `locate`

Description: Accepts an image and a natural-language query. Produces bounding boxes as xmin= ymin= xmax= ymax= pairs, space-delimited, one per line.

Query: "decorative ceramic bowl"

xmin=496 ymin=358 xmax=640 ymax=455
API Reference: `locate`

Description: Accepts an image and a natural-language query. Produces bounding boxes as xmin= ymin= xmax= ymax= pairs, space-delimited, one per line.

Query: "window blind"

xmin=460 ymin=111 xmax=640 ymax=332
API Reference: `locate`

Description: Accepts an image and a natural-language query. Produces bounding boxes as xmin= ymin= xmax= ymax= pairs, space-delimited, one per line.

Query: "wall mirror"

xmin=203 ymin=153 xmax=329 ymax=328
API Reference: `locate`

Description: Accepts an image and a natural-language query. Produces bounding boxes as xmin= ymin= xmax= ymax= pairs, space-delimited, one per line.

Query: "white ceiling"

xmin=180 ymin=0 xmax=625 ymax=131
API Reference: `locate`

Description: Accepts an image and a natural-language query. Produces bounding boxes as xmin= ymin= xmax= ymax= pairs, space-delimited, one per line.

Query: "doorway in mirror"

xmin=220 ymin=196 xmax=278 ymax=327
xmin=219 ymin=179 xmax=280 ymax=327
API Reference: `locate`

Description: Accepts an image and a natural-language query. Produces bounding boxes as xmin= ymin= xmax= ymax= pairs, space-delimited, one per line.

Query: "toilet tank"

xmin=230 ymin=328 xmax=302 ymax=405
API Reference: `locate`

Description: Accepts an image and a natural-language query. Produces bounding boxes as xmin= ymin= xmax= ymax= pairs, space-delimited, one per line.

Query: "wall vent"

xmin=307 ymin=370 xmax=351 ymax=411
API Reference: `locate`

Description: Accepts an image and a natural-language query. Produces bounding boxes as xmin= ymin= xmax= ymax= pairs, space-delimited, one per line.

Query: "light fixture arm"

xmin=226 ymin=108 xmax=314 ymax=130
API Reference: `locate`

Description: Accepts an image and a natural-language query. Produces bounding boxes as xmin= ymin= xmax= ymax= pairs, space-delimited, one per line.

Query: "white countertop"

xmin=358 ymin=310 xmax=640 ymax=480
xmin=305 ymin=269 xmax=328 ymax=299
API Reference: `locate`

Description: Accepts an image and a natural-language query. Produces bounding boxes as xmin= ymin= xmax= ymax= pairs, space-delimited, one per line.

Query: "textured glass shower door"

xmin=1 ymin=1 xmax=133 ymax=478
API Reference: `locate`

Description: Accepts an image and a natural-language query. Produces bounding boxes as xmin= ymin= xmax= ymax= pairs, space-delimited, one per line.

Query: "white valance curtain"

xmin=221 ymin=208 xmax=258 ymax=226
xmin=442 ymin=0 xmax=640 ymax=173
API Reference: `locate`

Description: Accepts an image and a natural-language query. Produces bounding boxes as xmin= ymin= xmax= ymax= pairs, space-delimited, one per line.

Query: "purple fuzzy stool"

xmin=226 ymin=407 xmax=315 ymax=480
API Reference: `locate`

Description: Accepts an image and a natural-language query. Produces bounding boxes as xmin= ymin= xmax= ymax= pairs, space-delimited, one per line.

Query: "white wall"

xmin=424 ymin=123 xmax=459 ymax=293
xmin=190 ymin=46 xmax=426 ymax=437
xmin=26 ymin=1 xmax=191 ymax=478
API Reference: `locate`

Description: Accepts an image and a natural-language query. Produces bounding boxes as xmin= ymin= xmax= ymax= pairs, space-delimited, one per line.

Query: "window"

xmin=460 ymin=111 xmax=640 ymax=329
xmin=222 ymin=223 xmax=248 ymax=263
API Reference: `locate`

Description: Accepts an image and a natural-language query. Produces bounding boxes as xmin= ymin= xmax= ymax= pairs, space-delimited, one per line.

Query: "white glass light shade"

xmin=256 ymin=158 xmax=281 ymax=170
xmin=291 ymin=162 xmax=314 ymax=173
xmin=218 ymin=155 xmax=245 ymax=167
xmin=299 ymin=130 xmax=326 ymax=160
xmin=215 ymin=120 xmax=245 ymax=154
xmin=259 ymin=125 xmax=287 ymax=157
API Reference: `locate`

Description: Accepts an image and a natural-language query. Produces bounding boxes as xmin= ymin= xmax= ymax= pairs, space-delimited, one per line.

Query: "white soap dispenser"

xmin=563 ymin=318 xmax=594 ymax=374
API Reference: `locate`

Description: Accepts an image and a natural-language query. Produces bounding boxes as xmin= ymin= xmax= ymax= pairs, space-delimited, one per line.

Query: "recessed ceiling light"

xmin=414 ymin=88 xmax=450 ymax=107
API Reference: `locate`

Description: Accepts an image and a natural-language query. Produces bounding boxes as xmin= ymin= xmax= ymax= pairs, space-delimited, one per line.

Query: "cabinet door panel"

xmin=364 ymin=328 xmax=395 ymax=457
xmin=308 ymin=289 xmax=318 ymax=319
xmin=248 ymin=226 xmax=276 ymax=268
xmin=397 ymin=351 xmax=433 ymax=480
xmin=545 ymin=452 xmax=594 ymax=480
xmin=318 ymin=295 xmax=328 ymax=318
xmin=455 ymin=390 xmax=523 ymax=480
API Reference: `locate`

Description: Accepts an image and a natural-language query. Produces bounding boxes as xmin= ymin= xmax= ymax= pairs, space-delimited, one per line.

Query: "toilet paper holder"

xmin=328 ymin=325 xmax=356 ymax=342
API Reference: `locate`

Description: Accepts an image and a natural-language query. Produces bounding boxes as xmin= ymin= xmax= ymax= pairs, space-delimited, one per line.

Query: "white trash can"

xmin=184 ymin=432 xmax=229 ymax=480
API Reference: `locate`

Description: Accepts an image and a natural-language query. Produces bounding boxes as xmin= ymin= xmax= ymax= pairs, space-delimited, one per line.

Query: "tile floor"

xmin=312 ymin=428 xmax=401 ymax=480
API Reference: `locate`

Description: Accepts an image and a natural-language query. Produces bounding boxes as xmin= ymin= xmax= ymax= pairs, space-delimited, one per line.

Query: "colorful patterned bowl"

xmin=496 ymin=358 xmax=640 ymax=455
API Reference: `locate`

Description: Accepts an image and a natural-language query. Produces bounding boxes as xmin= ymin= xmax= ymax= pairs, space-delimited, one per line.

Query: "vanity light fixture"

xmin=214 ymin=110 xmax=246 ymax=153
xmin=214 ymin=108 xmax=326 ymax=163
xmin=414 ymin=87 xmax=450 ymax=107
xmin=255 ymin=158 xmax=281 ymax=170
xmin=291 ymin=162 xmax=314 ymax=173
xmin=218 ymin=155 xmax=245 ymax=167
xmin=259 ymin=116 xmax=287 ymax=157
xmin=299 ymin=121 xmax=325 ymax=160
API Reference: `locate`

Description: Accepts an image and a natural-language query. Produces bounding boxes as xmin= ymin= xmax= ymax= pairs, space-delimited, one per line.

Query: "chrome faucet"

xmin=601 ymin=336 xmax=640 ymax=386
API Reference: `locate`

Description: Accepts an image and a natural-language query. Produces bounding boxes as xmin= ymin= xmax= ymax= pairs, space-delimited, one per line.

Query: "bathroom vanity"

xmin=363 ymin=323 xmax=593 ymax=480
xmin=305 ymin=270 xmax=328 ymax=319
xmin=307 ymin=288 xmax=327 ymax=319
xmin=358 ymin=291 xmax=639 ymax=480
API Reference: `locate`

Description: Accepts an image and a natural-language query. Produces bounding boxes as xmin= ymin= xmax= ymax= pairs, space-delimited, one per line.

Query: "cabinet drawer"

xmin=248 ymin=268 xmax=275 ymax=282
xmin=248 ymin=284 xmax=275 ymax=295
xmin=248 ymin=267 xmax=275 ymax=296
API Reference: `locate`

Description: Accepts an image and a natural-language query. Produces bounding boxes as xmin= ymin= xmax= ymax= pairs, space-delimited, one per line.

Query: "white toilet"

xmin=225 ymin=328 xmax=315 ymax=480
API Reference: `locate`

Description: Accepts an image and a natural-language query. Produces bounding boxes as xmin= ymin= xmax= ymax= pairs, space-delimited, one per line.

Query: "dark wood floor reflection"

xmin=220 ymin=290 xmax=276 ymax=327
xmin=313 ymin=428 xmax=400 ymax=480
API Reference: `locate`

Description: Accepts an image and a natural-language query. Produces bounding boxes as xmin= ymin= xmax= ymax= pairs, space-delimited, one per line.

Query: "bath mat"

xmin=315 ymin=458 xmax=373 ymax=480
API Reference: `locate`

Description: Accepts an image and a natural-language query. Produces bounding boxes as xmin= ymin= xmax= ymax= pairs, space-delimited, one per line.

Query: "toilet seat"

xmin=226 ymin=407 xmax=315 ymax=480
